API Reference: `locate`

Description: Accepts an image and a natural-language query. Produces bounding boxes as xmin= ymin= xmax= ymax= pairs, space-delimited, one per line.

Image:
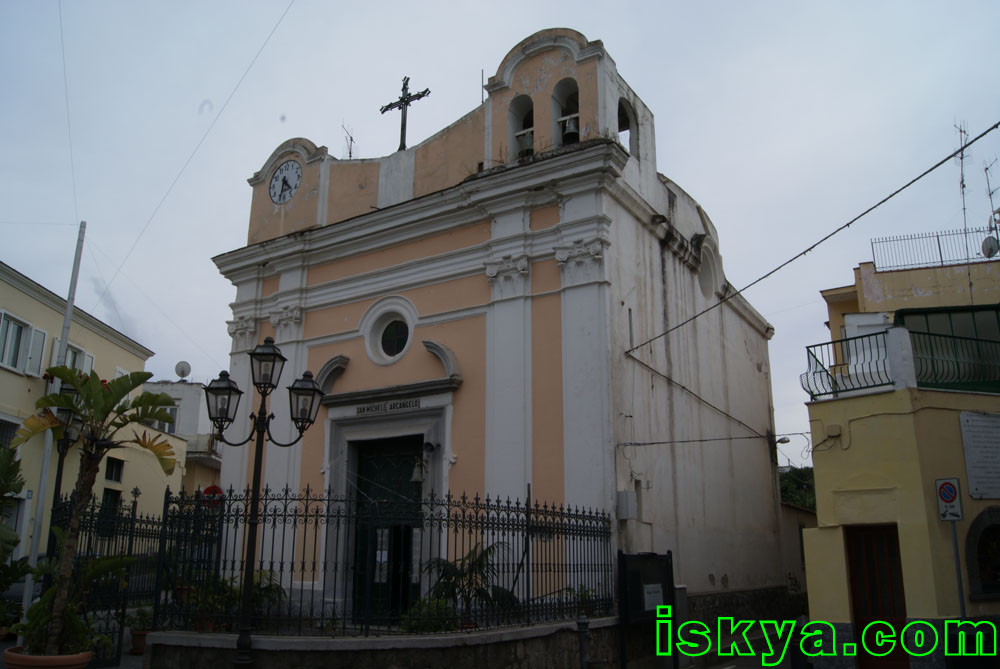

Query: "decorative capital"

xmin=226 ymin=315 xmax=257 ymax=353
xmin=269 ymin=305 xmax=303 ymax=342
xmin=485 ymin=254 xmax=530 ymax=301
xmin=554 ymin=238 xmax=608 ymax=287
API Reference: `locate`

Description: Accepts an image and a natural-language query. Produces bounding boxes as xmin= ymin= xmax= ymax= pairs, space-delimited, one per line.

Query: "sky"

xmin=1 ymin=1 xmax=998 ymax=467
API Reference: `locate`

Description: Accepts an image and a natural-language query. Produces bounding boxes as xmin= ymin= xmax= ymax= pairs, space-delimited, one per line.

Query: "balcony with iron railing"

xmin=800 ymin=328 xmax=1000 ymax=401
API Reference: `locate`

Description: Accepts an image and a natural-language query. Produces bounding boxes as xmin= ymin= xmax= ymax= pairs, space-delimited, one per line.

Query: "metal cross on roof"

xmin=380 ymin=76 xmax=430 ymax=152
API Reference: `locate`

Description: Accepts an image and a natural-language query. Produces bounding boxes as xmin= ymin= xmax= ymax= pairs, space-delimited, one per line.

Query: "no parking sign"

xmin=935 ymin=478 xmax=963 ymax=521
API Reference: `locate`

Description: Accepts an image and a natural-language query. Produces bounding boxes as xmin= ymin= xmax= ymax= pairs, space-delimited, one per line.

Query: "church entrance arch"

xmin=351 ymin=434 xmax=423 ymax=625
xmin=320 ymin=391 xmax=454 ymax=625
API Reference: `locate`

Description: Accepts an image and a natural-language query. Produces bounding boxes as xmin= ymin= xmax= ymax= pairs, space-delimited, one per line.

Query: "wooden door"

xmin=845 ymin=524 xmax=910 ymax=668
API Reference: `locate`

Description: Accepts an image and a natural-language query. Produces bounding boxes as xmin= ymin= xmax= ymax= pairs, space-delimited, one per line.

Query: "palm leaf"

xmin=9 ymin=409 xmax=63 ymax=448
xmin=128 ymin=430 xmax=177 ymax=475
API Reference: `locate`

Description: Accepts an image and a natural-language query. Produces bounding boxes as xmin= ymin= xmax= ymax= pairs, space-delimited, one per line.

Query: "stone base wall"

xmin=686 ymin=585 xmax=807 ymax=626
xmin=145 ymin=618 xmax=666 ymax=669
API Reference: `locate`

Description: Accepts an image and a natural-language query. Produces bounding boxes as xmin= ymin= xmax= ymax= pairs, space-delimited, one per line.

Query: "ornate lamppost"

xmin=204 ymin=337 xmax=324 ymax=668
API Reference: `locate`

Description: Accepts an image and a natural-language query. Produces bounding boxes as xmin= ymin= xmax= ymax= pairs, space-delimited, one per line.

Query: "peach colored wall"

xmin=305 ymin=315 xmax=487 ymax=499
xmin=327 ymin=161 xmax=380 ymax=224
xmin=490 ymin=52 xmax=598 ymax=160
xmin=530 ymin=258 xmax=560 ymax=294
xmin=248 ymin=157 xmax=322 ymax=245
xmin=531 ymin=292 xmax=563 ymax=503
xmin=307 ymin=221 xmax=491 ymax=287
xmin=260 ymin=275 xmax=279 ymax=298
xmin=529 ymin=205 xmax=559 ymax=232
xmin=303 ymin=274 xmax=489 ymax=341
xmin=327 ymin=336 xmax=442 ymax=393
xmin=304 ymin=299 xmax=375 ymax=340
xmin=413 ymin=107 xmax=486 ymax=198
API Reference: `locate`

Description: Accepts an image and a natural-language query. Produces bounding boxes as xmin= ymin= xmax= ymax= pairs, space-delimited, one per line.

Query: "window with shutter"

xmin=25 ymin=328 xmax=46 ymax=376
xmin=50 ymin=338 xmax=93 ymax=374
xmin=0 ymin=312 xmax=33 ymax=373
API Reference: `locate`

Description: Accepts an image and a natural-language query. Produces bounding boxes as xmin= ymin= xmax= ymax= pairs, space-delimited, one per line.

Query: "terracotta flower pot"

xmin=2 ymin=647 xmax=93 ymax=669
xmin=129 ymin=629 xmax=149 ymax=655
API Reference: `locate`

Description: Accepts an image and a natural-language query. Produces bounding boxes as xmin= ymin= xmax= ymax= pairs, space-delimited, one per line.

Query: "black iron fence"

xmin=145 ymin=486 xmax=613 ymax=636
xmin=49 ymin=490 xmax=165 ymax=667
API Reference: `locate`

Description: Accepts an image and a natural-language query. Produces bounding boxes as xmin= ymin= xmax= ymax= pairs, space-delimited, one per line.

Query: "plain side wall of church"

xmin=603 ymin=179 xmax=783 ymax=596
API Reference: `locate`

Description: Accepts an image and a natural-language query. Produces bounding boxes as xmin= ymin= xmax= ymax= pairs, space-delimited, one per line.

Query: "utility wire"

xmin=0 ymin=221 xmax=78 ymax=227
xmin=89 ymin=242 xmax=228 ymax=372
xmin=619 ymin=435 xmax=765 ymax=447
xmin=626 ymin=119 xmax=1000 ymax=354
xmin=619 ymin=430 xmax=811 ymax=448
xmin=92 ymin=0 xmax=296 ymax=313
xmin=626 ymin=351 xmax=764 ymax=437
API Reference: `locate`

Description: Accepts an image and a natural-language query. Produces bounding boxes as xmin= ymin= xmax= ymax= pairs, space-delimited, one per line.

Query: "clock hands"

xmin=280 ymin=177 xmax=292 ymax=195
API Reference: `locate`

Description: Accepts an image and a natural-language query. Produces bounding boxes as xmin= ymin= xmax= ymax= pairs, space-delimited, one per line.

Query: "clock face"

xmin=269 ymin=160 xmax=302 ymax=204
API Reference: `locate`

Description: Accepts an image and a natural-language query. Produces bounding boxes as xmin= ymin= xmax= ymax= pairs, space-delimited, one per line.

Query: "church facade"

xmin=214 ymin=29 xmax=786 ymax=615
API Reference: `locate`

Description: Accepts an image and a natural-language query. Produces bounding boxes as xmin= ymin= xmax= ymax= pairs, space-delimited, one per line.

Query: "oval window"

xmin=380 ymin=320 xmax=409 ymax=357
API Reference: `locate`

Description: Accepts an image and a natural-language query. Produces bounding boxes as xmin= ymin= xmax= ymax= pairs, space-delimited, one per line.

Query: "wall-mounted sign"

xmin=935 ymin=478 xmax=962 ymax=521
xmin=960 ymin=411 xmax=1000 ymax=498
xmin=355 ymin=398 xmax=421 ymax=416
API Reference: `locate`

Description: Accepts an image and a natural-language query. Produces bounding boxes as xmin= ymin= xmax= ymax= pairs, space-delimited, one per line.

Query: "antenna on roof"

xmin=175 ymin=360 xmax=191 ymax=380
xmin=955 ymin=122 xmax=974 ymax=303
xmin=982 ymin=158 xmax=999 ymax=258
xmin=342 ymin=123 xmax=356 ymax=159
xmin=985 ymin=158 xmax=998 ymax=230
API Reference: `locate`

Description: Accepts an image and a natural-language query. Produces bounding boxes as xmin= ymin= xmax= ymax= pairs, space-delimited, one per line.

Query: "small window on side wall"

xmin=618 ymin=98 xmax=639 ymax=158
xmin=509 ymin=95 xmax=534 ymax=160
xmin=105 ymin=457 xmax=124 ymax=483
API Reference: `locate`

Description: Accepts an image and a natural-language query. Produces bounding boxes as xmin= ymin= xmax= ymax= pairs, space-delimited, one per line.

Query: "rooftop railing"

xmin=871 ymin=227 xmax=997 ymax=271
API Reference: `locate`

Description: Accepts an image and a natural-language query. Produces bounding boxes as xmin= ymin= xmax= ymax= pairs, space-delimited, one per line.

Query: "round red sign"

xmin=202 ymin=484 xmax=224 ymax=507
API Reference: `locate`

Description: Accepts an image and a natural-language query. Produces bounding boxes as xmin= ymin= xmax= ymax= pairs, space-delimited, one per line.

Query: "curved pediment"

xmin=248 ymin=138 xmax=329 ymax=185
xmin=486 ymin=28 xmax=605 ymax=93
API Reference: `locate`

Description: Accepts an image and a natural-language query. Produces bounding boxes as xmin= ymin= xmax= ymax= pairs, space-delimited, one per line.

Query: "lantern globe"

xmin=205 ymin=370 xmax=243 ymax=430
xmin=288 ymin=371 xmax=324 ymax=432
xmin=249 ymin=337 xmax=286 ymax=394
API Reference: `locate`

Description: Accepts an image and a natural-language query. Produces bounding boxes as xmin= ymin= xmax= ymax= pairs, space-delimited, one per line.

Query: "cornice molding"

xmin=0 ymin=262 xmax=154 ymax=360
xmin=214 ymin=142 xmax=626 ymax=280
xmin=321 ymin=377 xmax=463 ymax=408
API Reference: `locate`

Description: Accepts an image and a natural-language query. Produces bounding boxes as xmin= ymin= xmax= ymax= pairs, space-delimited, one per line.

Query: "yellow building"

xmin=801 ymin=234 xmax=1000 ymax=668
xmin=0 ymin=261 xmax=186 ymax=557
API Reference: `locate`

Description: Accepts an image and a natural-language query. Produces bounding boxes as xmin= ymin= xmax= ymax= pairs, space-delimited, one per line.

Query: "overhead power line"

xmin=626 ymin=119 xmax=1000 ymax=354
xmin=92 ymin=0 xmax=296 ymax=313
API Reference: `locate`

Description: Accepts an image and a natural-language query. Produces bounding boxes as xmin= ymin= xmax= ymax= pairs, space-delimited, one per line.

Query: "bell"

xmin=563 ymin=117 xmax=579 ymax=144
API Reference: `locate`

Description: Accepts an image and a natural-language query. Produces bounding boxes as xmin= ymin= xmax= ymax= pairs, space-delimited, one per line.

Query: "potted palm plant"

xmin=424 ymin=542 xmax=515 ymax=629
xmin=126 ymin=607 xmax=152 ymax=655
xmin=4 ymin=366 xmax=176 ymax=668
